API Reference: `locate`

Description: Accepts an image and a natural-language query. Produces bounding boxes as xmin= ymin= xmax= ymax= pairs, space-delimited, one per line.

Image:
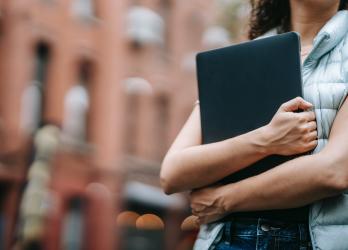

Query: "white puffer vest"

xmin=193 ymin=10 xmax=348 ymax=250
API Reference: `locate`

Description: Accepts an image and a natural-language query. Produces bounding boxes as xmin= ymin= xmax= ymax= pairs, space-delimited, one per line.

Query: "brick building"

xmin=0 ymin=0 xmax=241 ymax=249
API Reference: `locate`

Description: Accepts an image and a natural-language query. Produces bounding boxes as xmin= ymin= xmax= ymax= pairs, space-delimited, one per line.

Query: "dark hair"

xmin=248 ymin=0 xmax=348 ymax=40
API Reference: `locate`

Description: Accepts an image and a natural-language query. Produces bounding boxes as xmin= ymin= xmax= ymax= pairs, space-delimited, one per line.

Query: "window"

xmin=62 ymin=61 xmax=91 ymax=143
xmin=123 ymin=77 xmax=153 ymax=154
xmin=20 ymin=83 xmax=41 ymax=135
xmin=20 ymin=43 xmax=50 ymax=134
xmin=71 ymin=0 xmax=96 ymax=21
xmin=34 ymin=43 xmax=50 ymax=89
xmin=127 ymin=6 xmax=165 ymax=47
xmin=155 ymin=95 xmax=169 ymax=159
xmin=159 ymin=0 xmax=171 ymax=49
xmin=61 ymin=197 xmax=86 ymax=250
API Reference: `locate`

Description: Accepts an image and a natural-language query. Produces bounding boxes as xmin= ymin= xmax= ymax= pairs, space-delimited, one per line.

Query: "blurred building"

xmin=0 ymin=0 xmax=247 ymax=249
xmin=122 ymin=0 xmax=251 ymax=191
xmin=124 ymin=0 xmax=218 ymax=166
xmin=0 ymin=1 xmax=127 ymax=249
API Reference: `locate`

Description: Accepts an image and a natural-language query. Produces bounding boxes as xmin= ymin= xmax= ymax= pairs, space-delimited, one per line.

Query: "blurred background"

xmin=0 ymin=0 xmax=250 ymax=249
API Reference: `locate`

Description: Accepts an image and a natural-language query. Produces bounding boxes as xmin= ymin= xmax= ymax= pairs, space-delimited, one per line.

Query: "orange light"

xmin=135 ymin=214 xmax=164 ymax=230
xmin=116 ymin=211 xmax=140 ymax=227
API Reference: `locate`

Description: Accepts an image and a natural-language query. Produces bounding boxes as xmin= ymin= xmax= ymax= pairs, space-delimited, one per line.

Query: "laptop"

xmin=196 ymin=32 xmax=303 ymax=184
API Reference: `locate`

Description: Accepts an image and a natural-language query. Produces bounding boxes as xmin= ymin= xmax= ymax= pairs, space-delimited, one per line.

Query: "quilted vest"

xmin=193 ymin=10 xmax=348 ymax=250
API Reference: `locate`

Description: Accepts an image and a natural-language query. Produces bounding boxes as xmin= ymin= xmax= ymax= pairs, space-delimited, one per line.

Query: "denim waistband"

xmin=223 ymin=217 xmax=310 ymax=242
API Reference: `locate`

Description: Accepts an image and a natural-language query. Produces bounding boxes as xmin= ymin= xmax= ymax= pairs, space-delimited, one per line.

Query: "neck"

xmin=290 ymin=0 xmax=339 ymax=46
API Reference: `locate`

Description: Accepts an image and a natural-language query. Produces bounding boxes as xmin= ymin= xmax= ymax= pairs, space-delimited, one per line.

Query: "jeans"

xmin=215 ymin=218 xmax=312 ymax=250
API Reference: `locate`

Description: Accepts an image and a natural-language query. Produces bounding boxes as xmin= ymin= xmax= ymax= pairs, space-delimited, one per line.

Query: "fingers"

xmin=307 ymin=139 xmax=318 ymax=149
xmin=301 ymin=128 xmax=318 ymax=151
xmin=191 ymin=204 xmax=205 ymax=213
xmin=181 ymin=215 xmax=200 ymax=230
xmin=194 ymin=216 xmax=201 ymax=227
xmin=194 ymin=214 xmax=225 ymax=225
xmin=306 ymin=121 xmax=317 ymax=132
xmin=301 ymin=121 xmax=318 ymax=140
xmin=300 ymin=121 xmax=318 ymax=151
xmin=304 ymin=131 xmax=318 ymax=142
xmin=279 ymin=97 xmax=313 ymax=112
xmin=297 ymin=111 xmax=316 ymax=122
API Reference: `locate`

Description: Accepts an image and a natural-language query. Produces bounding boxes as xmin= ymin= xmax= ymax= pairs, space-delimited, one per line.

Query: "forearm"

xmin=161 ymin=97 xmax=317 ymax=195
xmin=223 ymin=151 xmax=344 ymax=213
xmin=191 ymin=99 xmax=348 ymax=224
xmin=161 ymin=126 xmax=270 ymax=194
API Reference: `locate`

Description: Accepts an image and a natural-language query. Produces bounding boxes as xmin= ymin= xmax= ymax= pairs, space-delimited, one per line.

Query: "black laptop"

xmin=196 ymin=32 xmax=303 ymax=184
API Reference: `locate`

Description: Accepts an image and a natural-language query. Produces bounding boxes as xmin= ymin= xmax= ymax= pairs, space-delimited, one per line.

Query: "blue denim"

xmin=215 ymin=218 xmax=312 ymax=250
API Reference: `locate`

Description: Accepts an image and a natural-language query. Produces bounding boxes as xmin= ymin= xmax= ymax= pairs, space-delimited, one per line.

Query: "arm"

xmin=161 ymin=97 xmax=316 ymax=194
xmin=191 ymin=98 xmax=348 ymax=223
xmin=161 ymin=105 xmax=270 ymax=194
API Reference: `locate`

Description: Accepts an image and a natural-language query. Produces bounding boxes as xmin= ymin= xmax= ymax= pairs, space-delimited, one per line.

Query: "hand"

xmin=263 ymin=97 xmax=318 ymax=156
xmin=190 ymin=185 xmax=229 ymax=225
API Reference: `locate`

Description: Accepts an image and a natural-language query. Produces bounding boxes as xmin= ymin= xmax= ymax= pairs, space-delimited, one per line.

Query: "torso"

xmin=194 ymin=10 xmax=348 ymax=250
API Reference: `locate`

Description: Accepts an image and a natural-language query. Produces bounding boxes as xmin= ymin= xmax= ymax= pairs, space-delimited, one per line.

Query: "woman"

xmin=161 ymin=0 xmax=348 ymax=249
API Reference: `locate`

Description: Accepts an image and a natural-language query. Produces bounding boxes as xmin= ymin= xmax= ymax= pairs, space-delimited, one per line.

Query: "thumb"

xmin=279 ymin=97 xmax=313 ymax=112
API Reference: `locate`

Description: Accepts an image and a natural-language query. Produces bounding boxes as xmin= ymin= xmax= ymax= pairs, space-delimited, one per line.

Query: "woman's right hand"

xmin=263 ymin=97 xmax=317 ymax=156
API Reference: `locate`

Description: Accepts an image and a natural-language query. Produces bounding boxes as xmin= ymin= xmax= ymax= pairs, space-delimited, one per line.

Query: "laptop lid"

xmin=196 ymin=32 xmax=303 ymax=184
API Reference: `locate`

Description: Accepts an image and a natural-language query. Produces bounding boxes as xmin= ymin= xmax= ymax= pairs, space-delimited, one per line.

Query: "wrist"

xmin=250 ymin=125 xmax=274 ymax=156
xmin=221 ymin=182 xmax=248 ymax=213
xmin=219 ymin=184 xmax=238 ymax=213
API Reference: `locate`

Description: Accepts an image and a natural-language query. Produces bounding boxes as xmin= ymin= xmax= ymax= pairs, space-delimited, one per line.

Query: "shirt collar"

xmin=260 ymin=10 xmax=348 ymax=60
xmin=311 ymin=10 xmax=348 ymax=60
